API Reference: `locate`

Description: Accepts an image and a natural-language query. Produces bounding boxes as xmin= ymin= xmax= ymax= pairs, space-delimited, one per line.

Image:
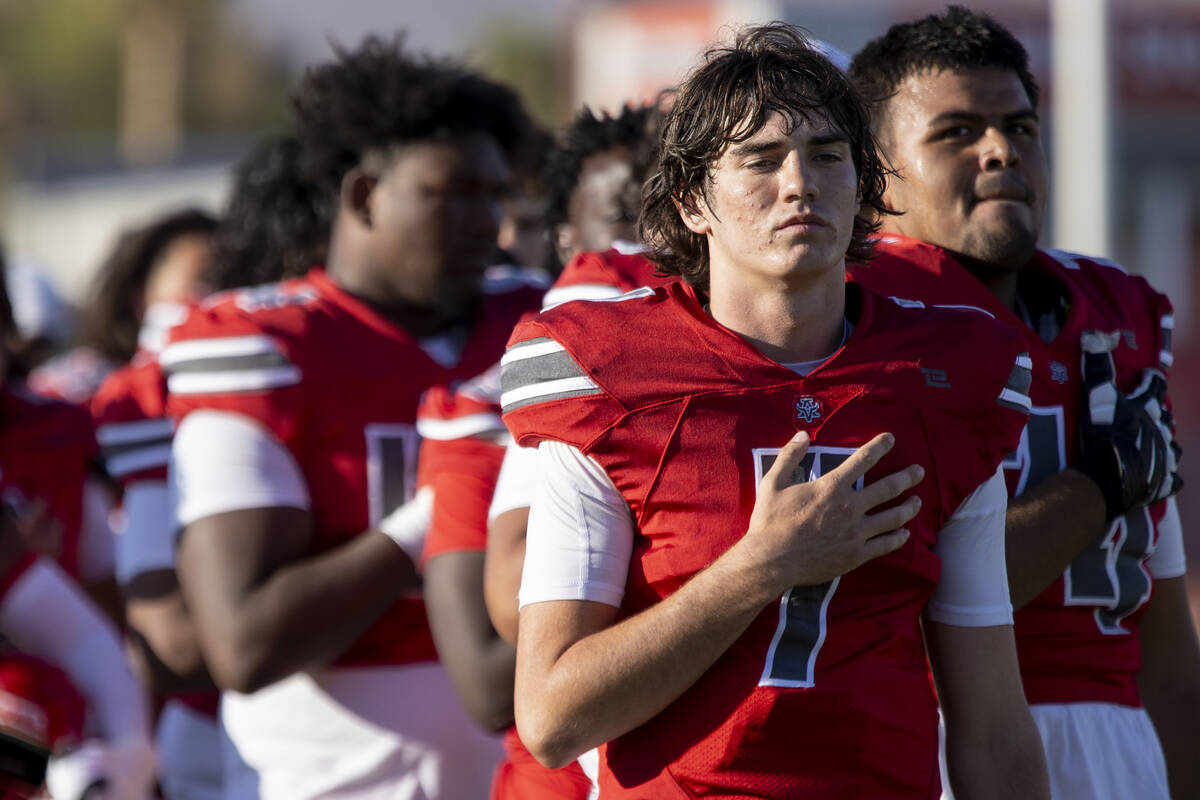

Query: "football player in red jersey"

xmin=0 ymin=251 xmax=154 ymax=799
xmin=502 ymin=24 xmax=1048 ymax=799
xmin=542 ymin=104 xmax=658 ymax=275
xmin=93 ymin=134 xmax=329 ymax=800
xmin=848 ymin=8 xmax=1200 ymax=799
xmin=417 ymin=373 xmax=594 ymax=800
xmin=164 ymin=37 xmax=544 ymax=799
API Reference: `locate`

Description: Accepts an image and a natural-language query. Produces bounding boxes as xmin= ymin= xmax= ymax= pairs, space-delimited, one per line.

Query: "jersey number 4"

xmin=752 ymin=445 xmax=858 ymax=688
xmin=1003 ymin=406 xmax=1154 ymax=634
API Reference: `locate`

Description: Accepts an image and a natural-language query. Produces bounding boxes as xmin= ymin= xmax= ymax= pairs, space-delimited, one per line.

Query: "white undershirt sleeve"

xmin=518 ymin=440 xmax=634 ymax=609
xmin=170 ymin=409 xmax=310 ymax=528
xmin=926 ymin=467 xmax=1014 ymax=627
xmin=488 ymin=440 xmax=539 ymax=522
xmin=0 ymin=559 xmax=150 ymax=745
xmin=115 ymin=480 xmax=175 ymax=585
xmin=1146 ymin=496 xmax=1186 ymax=579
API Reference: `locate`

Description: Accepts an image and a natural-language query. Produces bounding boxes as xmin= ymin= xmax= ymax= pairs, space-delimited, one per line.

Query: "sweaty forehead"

xmin=888 ymin=67 xmax=1033 ymax=124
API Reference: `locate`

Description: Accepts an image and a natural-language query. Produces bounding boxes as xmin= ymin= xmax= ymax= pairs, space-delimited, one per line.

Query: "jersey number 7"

xmin=752 ymin=445 xmax=858 ymax=689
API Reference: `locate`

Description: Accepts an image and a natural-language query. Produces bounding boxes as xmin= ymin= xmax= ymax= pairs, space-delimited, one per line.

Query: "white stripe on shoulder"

xmin=1016 ymin=354 xmax=1033 ymax=370
xmin=611 ymin=240 xmax=648 ymax=255
xmin=501 ymin=338 xmax=566 ymax=365
xmin=500 ymin=375 xmax=598 ymax=409
xmin=1160 ymin=350 xmax=1175 ymax=368
xmin=887 ymin=296 xmax=926 ymax=309
xmin=931 ymin=303 xmax=996 ymax=319
xmin=96 ymin=417 xmax=174 ymax=447
xmin=167 ymin=365 xmax=301 ymax=395
xmin=106 ymin=443 xmax=173 ymax=479
xmin=542 ymin=284 xmax=625 ymax=309
xmin=1045 ymin=249 xmax=1129 ymax=275
xmin=1161 ymin=314 xmax=1174 ymax=330
xmin=416 ymin=412 xmax=505 ymax=441
xmin=160 ymin=335 xmax=283 ymax=368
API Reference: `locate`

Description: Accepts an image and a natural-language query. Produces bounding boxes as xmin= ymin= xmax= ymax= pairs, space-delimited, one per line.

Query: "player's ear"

xmin=341 ymin=167 xmax=378 ymax=228
xmin=675 ymin=191 xmax=711 ymax=235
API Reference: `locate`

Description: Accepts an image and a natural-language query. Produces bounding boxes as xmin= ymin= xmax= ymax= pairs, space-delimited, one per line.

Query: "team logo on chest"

xmin=1050 ymin=361 xmax=1069 ymax=384
xmin=795 ymin=396 xmax=822 ymax=423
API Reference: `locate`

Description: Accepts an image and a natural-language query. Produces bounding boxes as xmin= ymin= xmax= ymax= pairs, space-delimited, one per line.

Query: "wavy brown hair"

xmin=639 ymin=22 xmax=890 ymax=291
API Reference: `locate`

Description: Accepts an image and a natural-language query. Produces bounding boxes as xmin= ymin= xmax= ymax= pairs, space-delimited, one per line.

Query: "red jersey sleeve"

xmin=90 ymin=358 xmax=172 ymax=487
xmin=500 ymin=317 xmax=627 ymax=450
xmin=161 ymin=294 xmax=309 ymax=448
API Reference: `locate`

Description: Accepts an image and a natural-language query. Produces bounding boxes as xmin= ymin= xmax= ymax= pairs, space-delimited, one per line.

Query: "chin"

xmin=959 ymin=225 xmax=1038 ymax=270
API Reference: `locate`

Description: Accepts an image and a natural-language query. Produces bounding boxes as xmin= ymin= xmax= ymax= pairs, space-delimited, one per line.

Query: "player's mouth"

xmin=971 ymin=176 xmax=1032 ymax=209
xmin=776 ymin=212 xmax=830 ymax=233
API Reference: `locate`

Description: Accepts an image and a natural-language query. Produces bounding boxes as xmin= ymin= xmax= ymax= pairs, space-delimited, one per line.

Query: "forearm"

xmin=927 ymin=621 xmax=1049 ymax=800
xmin=186 ymin=528 xmax=416 ymax=693
xmin=517 ymin=543 xmax=780 ymax=767
xmin=1137 ymin=577 xmax=1200 ymax=799
xmin=483 ymin=508 xmax=528 ymax=645
xmin=1006 ymin=468 xmax=1107 ymax=609
xmin=425 ymin=552 xmax=517 ymax=732
xmin=943 ymin=713 xmax=1049 ymax=800
xmin=126 ymin=597 xmax=215 ymax=695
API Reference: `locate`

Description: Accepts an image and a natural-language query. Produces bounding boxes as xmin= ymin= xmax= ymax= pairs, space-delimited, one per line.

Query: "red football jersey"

xmin=90 ymin=355 xmax=220 ymax=719
xmin=853 ymin=234 xmax=1175 ymax=707
xmin=0 ymin=388 xmax=97 ymax=582
xmin=91 ymin=354 xmax=172 ymax=487
xmin=164 ymin=268 xmax=542 ymax=668
xmin=417 ymin=380 xmax=507 ymax=561
xmin=416 ymin=380 xmax=592 ymax=800
xmin=542 ymin=248 xmax=675 ymax=308
xmin=502 ymin=281 xmax=1030 ymax=798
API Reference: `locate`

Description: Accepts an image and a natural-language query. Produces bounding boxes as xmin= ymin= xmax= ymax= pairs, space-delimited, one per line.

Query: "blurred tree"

xmin=0 ymin=0 xmax=292 ymax=173
xmin=471 ymin=18 xmax=564 ymax=129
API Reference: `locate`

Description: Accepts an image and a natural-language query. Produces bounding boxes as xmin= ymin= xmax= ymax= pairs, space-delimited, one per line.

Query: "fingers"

xmin=859 ymin=528 xmax=911 ymax=561
xmin=828 ymin=432 xmax=896 ymax=486
xmin=763 ymin=431 xmax=811 ymax=490
xmin=856 ymin=464 xmax=925 ymax=510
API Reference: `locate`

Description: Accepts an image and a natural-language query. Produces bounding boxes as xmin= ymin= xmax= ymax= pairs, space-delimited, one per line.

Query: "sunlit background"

xmin=2 ymin=0 xmax=1199 ymax=623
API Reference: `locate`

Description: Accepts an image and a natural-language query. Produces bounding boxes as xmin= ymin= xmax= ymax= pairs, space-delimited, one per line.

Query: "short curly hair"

xmin=639 ymin=23 xmax=889 ymax=291
xmin=209 ymin=135 xmax=330 ymax=291
xmin=291 ymin=35 xmax=531 ymax=201
xmin=849 ymin=6 xmax=1039 ymax=140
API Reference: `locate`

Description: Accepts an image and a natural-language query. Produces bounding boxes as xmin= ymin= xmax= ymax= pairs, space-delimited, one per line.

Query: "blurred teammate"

xmin=164 ymin=37 xmax=543 ymax=799
xmin=848 ymin=7 xmax=1200 ymax=798
xmin=542 ymin=104 xmax=656 ymax=274
xmin=0 ymin=249 xmax=154 ymax=799
xmin=92 ymin=134 xmax=328 ymax=800
xmin=502 ymin=24 xmax=1047 ymax=798
xmin=29 ymin=210 xmax=216 ymax=405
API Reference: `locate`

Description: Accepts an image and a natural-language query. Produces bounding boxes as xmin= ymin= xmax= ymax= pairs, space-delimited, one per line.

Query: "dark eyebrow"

xmin=809 ymin=133 xmax=851 ymax=147
xmin=927 ymin=109 xmax=1040 ymax=128
xmin=726 ymin=138 xmax=787 ymax=158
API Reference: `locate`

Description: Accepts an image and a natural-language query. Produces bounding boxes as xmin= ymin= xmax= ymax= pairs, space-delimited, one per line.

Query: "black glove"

xmin=1075 ymin=330 xmax=1182 ymax=520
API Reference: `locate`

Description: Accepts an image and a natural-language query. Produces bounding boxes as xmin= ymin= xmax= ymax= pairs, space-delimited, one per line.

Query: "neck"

xmin=707 ymin=261 xmax=848 ymax=364
xmin=325 ymin=233 xmax=458 ymax=337
xmin=953 ymin=252 xmax=1020 ymax=312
